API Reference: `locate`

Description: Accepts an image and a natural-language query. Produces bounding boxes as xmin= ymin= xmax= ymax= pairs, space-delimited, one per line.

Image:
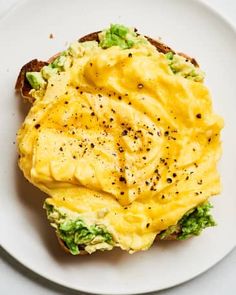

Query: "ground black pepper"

xmin=138 ymin=83 xmax=143 ymax=89
xmin=119 ymin=176 xmax=126 ymax=183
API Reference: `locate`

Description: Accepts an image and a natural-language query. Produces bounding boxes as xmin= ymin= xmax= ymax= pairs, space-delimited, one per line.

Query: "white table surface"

xmin=0 ymin=0 xmax=235 ymax=294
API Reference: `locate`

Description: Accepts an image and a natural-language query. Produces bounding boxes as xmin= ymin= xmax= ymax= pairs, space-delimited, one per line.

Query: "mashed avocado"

xmin=165 ymin=51 xmax=204 ymax=82
xmin=68 ymin=40 xmax=98 ymax=57
xmin=26 ymin=54 xmax=70 ymax=89
xmin=99 ymin=24 xmax=146 ymax=49
xmin=44 ymin=203 xmax=114 ymax=255
xmin=45 ymin=202 xmax=215 ymax=254
xmin=26 ymin=72 xmax=46 ymax=90
xmin=159 ymin=202 xmax=216 ymax=240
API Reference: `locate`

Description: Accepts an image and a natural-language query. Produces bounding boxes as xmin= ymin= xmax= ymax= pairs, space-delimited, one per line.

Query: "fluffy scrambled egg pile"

xmin=17 ymin=25 xmax=223 ymax=254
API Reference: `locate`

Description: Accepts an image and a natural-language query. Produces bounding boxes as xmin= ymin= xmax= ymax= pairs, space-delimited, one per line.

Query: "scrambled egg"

xmin=17 ymin=34 xmax=223 ymax=253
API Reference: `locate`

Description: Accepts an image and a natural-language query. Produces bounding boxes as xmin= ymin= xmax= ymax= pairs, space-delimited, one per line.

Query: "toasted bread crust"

xmin=15 ymin=59 xmax=48 ymax=103
xmin=79 ymin=31 xmax=100 ymax=43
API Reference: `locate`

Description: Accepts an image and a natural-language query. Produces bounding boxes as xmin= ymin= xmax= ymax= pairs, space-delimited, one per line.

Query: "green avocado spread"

xmin=44 ymin=203 xmax=114 ymax=255
xmin=26 ymin=72 xmax=46 ymax=90
xmin=165 ymin=51 xmax=204 ymax=82
xmin=44 ymin=201 xmax=216 ymax=254
xmin=98 ymin=24 xmax=146 ymax=49
xmin=159 ymin=202 xmax=216 ymax=240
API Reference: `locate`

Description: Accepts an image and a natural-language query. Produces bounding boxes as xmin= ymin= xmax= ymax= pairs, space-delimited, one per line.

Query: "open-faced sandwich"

xmin=16 ymin=24 xmax=223 ymax=255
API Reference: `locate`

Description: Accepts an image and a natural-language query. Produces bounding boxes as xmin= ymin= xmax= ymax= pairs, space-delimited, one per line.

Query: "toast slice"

xmin=15 ymin=29 xmax=203 ymax=252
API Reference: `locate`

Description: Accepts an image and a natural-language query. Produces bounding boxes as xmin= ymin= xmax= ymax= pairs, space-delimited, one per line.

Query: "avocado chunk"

xmin=68 ymin=41 xmax=98 ymax=58
xmin=41 ymin=65 xmax=58 ymax=80
xmin=165 ymin=51 xmax=204 ymax=82
xmin=159 ymin=202 xmax=216 ymax=240
xmin=99 ymin=24 xmax=146 ymax=49
xmin=51 ymin=55 xmax=67 ymax=70
xmin=26 ymin=72 xmax=46 ymax=90
xmin=44 ymin=202 xmax=114 ymax=255
xmin=41 ymin=54 xmax=70 ymax=80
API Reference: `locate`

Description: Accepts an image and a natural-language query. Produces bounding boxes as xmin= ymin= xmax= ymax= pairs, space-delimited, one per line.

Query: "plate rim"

xmin=1 ymin=0 xmax=236 ymax=294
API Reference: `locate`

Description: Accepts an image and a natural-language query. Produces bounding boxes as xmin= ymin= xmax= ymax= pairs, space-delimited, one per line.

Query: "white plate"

xmin=0 ymin=0 xmax=236 ymax=294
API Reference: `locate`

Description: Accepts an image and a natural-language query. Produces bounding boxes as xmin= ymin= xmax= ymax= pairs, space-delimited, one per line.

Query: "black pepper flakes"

xmin=64 ymin=101 xmax=68 ymax=104
xmin=173 ymin=173 xmax=177 ymax=177
xmin=90 ymin=143 xmax=95 ymax=148
xmin=118 ymin=147 xmax=124 ymax=153
xmin=128 ymin=53 xmax=132 ymax=58
xmin=196 ymin=113 xmax=202 ymax=119
xmin=59 ymin=147 xmax=63 ymax=152
xmin=138 ymin=83 xmax=144 ymax=89
xmin=34 ymin=124 xmax=41 ymax=129
xmin=119 ymin=176 xmax=126 ymax=183
xmin=122 ymin=130 xmax=128 ymax=136
xmin=164 ymin=131 xmax=169 ymax=136
xmin=91 ymin=112 xmax=95 ymax=116
xmin=146 ymin=223 xmax=150 ymax=228
xmin=120 ymin=191 xmax=125 ymax=195
xmin=166 ymin=178 xmax=172 ymax=183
